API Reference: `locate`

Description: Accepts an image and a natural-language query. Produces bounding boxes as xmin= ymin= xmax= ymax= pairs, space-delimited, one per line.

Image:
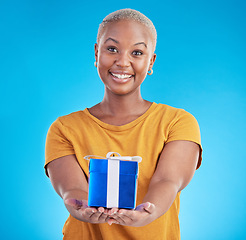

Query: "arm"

xmin=108 ymin=140 xmax=200 ymax=226
xmin=47 ymin=154 xmax=109 ymax=223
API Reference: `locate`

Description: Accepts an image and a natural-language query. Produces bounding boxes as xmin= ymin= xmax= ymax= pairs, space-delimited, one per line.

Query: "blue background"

xmin=1 ymin=0 xmax=245 ymax=239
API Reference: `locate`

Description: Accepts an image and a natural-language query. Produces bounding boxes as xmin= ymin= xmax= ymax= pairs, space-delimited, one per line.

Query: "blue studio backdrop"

xmin=0 ymin=0 xmax=245 ymax=239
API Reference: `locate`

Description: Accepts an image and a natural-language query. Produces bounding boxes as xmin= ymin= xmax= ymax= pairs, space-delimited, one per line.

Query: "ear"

xmin=148 ymin=53 xmax=157 ymax=71
xmin=94 ymin=43 xmax=98 ymax=63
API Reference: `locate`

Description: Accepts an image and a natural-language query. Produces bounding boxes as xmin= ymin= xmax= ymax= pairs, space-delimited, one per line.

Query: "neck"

xmin=100 ymin=89 xmax=149 ymax=116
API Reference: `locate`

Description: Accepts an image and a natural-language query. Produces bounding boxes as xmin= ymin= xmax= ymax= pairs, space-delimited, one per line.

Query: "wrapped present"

xmin=85 ymin=152 xmax=142 ymax=209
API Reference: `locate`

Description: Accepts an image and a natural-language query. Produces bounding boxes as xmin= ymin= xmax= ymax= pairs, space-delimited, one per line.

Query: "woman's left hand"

xmin=107 ymin=202 xmax=155 ymax=227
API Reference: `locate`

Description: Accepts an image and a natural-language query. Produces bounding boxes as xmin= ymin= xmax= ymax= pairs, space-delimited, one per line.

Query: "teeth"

xmin=111 ymin=73 xmax=132 ymax=79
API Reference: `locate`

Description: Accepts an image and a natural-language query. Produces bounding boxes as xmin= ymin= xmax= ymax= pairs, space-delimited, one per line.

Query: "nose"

xmin=116 ymin=52 xmax=130 ymax=67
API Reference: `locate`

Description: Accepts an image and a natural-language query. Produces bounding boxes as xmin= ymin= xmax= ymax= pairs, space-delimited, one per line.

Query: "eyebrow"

xmin=104 ymin=37 xmax=119 ymax=44
xmin=104 ymin=37 xmax=147 ymax=48
xmin=134 ymin=42 xmax=147 ymax=48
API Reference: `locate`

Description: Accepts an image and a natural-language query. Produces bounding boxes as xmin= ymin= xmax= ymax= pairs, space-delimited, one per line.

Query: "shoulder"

xmin=50 ymin=110 xmax=88 ymax=130
xmin=151 ymin=103 xmax=200 ymax=135
xmin=58 ymin=110 xmax=84 ymax=122
xmin=153 ymin=103 xmax=194 ymax=120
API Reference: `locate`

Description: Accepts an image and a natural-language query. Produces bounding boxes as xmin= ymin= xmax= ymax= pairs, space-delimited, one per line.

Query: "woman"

xmin=45 ymin=9 xmax=202 ymax=239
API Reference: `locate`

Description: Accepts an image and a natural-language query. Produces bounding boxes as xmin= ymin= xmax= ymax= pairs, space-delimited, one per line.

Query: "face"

xmin=95 ymin=20 xmax=156 ymax=96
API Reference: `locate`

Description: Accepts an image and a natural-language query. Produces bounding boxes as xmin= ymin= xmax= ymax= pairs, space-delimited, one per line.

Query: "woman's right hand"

xmin=47 ymin=155 xmax=111 ymax=224
xmin=65 ymin=198 xmax=110 ymax=224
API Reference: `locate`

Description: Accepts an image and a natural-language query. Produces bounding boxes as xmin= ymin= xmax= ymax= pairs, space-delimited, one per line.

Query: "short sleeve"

xmin=45 ymin=118 xmax=75 ymax=176
xmin=166 ymin=111 xmax=202 ymax=169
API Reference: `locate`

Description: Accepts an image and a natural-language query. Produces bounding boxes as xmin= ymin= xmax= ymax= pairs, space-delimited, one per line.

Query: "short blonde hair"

xmin=97 ymin=9 xmax=157 ymax=51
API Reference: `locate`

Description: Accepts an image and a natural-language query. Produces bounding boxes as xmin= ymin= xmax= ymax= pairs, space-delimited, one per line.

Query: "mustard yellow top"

xmin=45 ymin=102 xmax=202 ymax=240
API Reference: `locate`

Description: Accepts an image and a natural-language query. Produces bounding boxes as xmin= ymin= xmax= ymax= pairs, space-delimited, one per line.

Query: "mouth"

xmin=109 ymin=72 xmax=134 ymax=83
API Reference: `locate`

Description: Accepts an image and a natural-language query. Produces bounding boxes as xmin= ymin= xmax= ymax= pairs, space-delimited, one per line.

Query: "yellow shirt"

xmin=45 ymin=102 xmax=202 ymax=240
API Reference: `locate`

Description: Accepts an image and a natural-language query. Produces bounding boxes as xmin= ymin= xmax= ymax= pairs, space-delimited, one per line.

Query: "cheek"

xmin=97 ymin=55 xmax=112 ymax=80
xmin=98 ymin=53 xmax=114 ymax=68
xmin=134 ymin=59 xmax=150 ymax=74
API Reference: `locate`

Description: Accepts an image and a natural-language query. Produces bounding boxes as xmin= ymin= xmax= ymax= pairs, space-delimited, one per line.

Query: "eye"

xmin=107 ymin=46 xmax=118 ymax=53
xmin=132 ymin=50 xmax=143 ymax=56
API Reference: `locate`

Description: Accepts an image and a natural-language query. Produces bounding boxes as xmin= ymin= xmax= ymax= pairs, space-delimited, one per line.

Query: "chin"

xmin=107 ymin=86 xmax=139 ymax=96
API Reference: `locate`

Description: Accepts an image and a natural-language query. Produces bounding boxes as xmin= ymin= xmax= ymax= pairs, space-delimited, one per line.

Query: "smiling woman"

xmin=45 ymin=8 xmax=202 ymax=240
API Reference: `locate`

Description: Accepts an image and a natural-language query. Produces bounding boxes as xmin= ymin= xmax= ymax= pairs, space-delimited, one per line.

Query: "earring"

xmin=94 ymin=62 xmax=98 ymax=67
xmin=147 ymin=69 xmax=153 ymax=75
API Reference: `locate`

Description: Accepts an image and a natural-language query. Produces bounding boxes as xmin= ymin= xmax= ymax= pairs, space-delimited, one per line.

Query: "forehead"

xmin=99 ymin=20 xmax=154 ymax=46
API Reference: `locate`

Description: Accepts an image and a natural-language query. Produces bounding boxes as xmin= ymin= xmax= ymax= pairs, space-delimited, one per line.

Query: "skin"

xmin=47 ymin=19 xmax=200 ymax=227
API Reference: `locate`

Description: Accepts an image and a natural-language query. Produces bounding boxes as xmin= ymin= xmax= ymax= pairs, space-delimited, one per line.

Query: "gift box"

xmin=85 ymin=152 xmax=142 ymax=209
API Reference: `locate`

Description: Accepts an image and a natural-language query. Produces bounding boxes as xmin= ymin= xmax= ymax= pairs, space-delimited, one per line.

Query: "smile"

xmin=110 ymin=72 xmax=133 ymax=79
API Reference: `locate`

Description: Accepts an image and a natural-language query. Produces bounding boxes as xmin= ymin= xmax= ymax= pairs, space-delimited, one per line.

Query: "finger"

xmin=105 ymin=216 xmax=113 ymax=222
xmin=104 ymin=208 xmax=110 ymax=214
xmin=112 ymin=210 xmax=134 ymax=225
xmin=143 ymin=202 xmax=155 ymax=214
xmin=65 ymin=198 xmax=83 ymax=210
xmin=89 ymin=210 xmax=106 ymax=222
xmin=108 ymin=207 xmax=118 ymax=215
xmin=107 ymin=218 xmax=119 ymax=226
xmin=97 ymin=207 xmax=109 ymax=222
xmin=135 ymin=202 xmax=154 ymax=214
xmin=83 ymin=207 xmax=97 ymax=218
xmin=98 ymin=207 xmax=105 ymax=214
xmin=78 ymin=207 xmax=96 ymax=220
xmin=118 ymin=209 xmax=134 ymax=220
xmin=98 ymin=212 xmax=109 ymax=222
xmin=135 ymin=203 xmax=146 ymax=211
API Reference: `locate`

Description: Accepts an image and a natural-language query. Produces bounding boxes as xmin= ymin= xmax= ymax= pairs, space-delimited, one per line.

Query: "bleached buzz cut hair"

xmin=97 ymin=9 xmax=157 ymax=51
